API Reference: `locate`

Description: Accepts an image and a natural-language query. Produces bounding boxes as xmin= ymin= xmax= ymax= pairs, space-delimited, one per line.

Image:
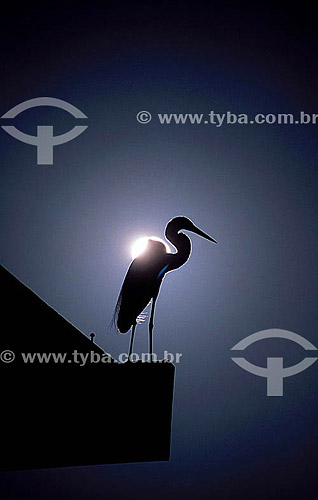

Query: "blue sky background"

xmin=1 ymin=2 xmax=317 ymax=499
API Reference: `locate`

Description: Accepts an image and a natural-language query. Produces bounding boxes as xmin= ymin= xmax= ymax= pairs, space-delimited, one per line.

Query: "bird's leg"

xmin=149 ymin=294 xmax=158 ymax=362
xmin=128 ymin=322 xmax=136 ymax=361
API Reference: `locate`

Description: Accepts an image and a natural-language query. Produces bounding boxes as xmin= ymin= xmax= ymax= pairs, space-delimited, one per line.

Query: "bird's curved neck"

xmin=165 ymin=224 xmax=191 ymax=270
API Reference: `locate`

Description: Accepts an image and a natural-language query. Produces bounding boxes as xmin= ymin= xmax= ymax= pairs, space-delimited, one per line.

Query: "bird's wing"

xmin=116 ymin=257 xmax=167 ymax=333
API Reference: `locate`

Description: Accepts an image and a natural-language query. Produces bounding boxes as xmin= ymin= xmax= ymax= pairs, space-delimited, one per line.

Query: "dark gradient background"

xmin=1 ymin=2 xmax=317 ymax=499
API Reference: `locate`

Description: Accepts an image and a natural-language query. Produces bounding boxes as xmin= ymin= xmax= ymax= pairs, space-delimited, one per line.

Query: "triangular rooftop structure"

xmin=1 ymin=265 xmax=175 ymax=470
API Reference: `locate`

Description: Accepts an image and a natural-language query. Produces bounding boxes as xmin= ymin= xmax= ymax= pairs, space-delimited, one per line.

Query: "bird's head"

xmin=166 ymin=216 xmax=217 ymax=243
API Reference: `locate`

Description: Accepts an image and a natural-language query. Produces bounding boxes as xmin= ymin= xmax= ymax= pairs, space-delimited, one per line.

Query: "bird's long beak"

xmin=191 ymin=225 xmax=217 ymax=243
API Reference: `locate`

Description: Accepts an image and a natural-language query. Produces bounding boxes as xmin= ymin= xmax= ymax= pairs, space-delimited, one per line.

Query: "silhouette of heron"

xmin=114 ymin=216 xmax=217 ymax=360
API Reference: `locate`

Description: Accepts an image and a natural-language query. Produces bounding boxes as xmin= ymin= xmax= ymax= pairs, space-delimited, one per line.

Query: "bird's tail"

xmin=110 ymin=291 xmax=134 ymax=334
xmin=109 ymin=290 xmax=122 ymax=332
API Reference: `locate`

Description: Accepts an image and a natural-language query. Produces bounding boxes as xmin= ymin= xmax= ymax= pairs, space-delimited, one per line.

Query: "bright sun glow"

xmin=131 ymin=236 xmax=171 ymax=259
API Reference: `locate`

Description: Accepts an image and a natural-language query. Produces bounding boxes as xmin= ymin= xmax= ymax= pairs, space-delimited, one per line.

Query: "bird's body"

xmin=114 ymin=217 xmax=216 ymax=359
xmin=117 ymin=240 xmax=168 ymax=333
